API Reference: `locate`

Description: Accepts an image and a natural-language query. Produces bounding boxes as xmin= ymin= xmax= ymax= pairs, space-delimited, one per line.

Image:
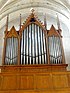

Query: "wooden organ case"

xmin=0 ymin=11 xmax=70 ymax=93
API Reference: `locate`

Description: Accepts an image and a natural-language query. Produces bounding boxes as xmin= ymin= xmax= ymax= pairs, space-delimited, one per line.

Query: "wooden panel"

xmin=0 ymin=90 xmax=70 ymax=93
xmin=1 ymin=64 xmax=68 ymax=73
xmin=0 ymin=66 xmax=70 ymax=92
xmin=35 ymin=74 xmax=52 ymax=89
xmin=19 ymin=75 xmax=34 ymax=90
xmin=52 ymin=74 xmax=68 ymax=88
xmin=0 ymin=91 xmax=9 ymax=93
xmin=68 ymin=75 xmax=70 ymax=87
xmin=2 ymin=75 xmax=17 ymax=90
xmin=0 ymin=76 xmax=3 ymax=90
xmin=9 ymin=91 xmax=17 ymax=93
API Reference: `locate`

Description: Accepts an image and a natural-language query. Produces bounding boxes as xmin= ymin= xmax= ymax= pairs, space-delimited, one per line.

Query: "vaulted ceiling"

xmin=0 ymin=0 xmax=70 ymax=69
xmin=0 ymin=0 xmax=70 ymax=28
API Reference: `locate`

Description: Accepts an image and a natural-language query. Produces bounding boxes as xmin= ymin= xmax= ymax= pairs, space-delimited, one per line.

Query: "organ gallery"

xmin=0 ymin=10 xmax=70 ymax=93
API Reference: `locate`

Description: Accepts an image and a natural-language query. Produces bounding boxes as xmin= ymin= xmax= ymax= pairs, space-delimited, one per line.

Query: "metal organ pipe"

xmin=34 ymin=24 xmax=36 ymax=64
xmin=26 ymin=26 xmax=28 ymax=65
xmin=44 ymin=31 xmax=47 ymax=64
xmin=42 ymin=30 xmax=44 ymax=64
xmin=20 ymin=23 xmax=48 ymax=65
xmin=45 ymin=32 xmax=48 ymax=64
xmin=28 ymin=25 xmax=30 ymax=64
xmin=36 ymin=25 xmax=39 ymax=64
xmin=25 ymin=28 xmax=27 ymax=64
xmin=32 ymin=24 xmax=35 ymax=64
xmin=31 ymin=24 xmax=33 ymax=64
xmin=48 ymin=36 xmax=62 ymax=64
xmin=39 ymin=27 xmax=42 ymax=64
xmin=38 ymin=26 xmax=41 ymax=64
xmin=5 ymin=37 xmax=18 ymax=65
xmin=35 ymin=24 xmax=38 ymax=64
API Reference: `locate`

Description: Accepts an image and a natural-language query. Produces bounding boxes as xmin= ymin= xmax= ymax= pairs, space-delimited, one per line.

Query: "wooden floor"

xmin=0 ymin=64 xmax=70 ymax=93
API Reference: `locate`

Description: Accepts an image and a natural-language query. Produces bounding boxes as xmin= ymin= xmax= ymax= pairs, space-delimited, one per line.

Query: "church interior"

xmin=0 ymin=0 xmax=70 ymax=93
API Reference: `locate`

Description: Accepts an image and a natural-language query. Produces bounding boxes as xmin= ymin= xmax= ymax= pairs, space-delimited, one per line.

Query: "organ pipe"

xmin=3 ymin=13 xmax=65 ymax=65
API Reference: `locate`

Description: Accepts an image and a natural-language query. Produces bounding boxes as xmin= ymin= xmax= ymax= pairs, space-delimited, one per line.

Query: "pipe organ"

xmin=1 ymin=10 xmax=70 ymax=93
xmin=2 ymin=11 xmax=65 ymax=66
